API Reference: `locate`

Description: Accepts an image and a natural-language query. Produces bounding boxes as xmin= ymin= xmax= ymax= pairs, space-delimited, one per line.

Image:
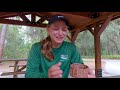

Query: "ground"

xmin=0 ymin=59 xmax=119 ymax=78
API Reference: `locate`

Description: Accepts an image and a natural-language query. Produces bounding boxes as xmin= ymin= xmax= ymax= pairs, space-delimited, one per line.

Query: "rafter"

xmin=31 ymin=12 xmax=36 ymax=24
xmin=66 ymin=35 xmax=72 ymax=42
xmin=86 ymin=26 xmax=94 ymax=35
xmin=71 ymin=12 xmax=120 ymax=33
xmin=0 ymin=12 xmax=30 ymax=18
xmin=0 ymin=18 xmax=47 ymax=28
xmin=98 ymin=15 xmax=113 ymax=36
xmin=36 ymin=12 xmax=52 ymax=19
xmin=17 ymin=12 xmax=30 ymax=23
xmin=63 ymin=12 xmax=91 ymax=18
xmin=36 ymin=17 xmax=46 ymax=24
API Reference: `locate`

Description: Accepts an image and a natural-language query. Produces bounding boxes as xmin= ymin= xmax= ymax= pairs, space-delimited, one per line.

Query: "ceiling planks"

xmin=0 ymin=12 xmax=120 ymax=31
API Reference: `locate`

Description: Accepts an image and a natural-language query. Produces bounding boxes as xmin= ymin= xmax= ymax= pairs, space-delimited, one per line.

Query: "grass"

xmin=82 ymin=55 xmax=120 ymax=60
xmin=101 ymin=55 xmax=120 ymax=59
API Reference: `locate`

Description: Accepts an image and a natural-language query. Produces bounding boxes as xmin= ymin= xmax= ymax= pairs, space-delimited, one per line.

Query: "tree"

xmin=0 ymin=24 xmax=8 ymax=59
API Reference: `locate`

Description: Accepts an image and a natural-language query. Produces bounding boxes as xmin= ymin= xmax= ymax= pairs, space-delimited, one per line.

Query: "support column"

xmin=88 ymin=24 xmax=102 ymax=77
xmin=94 ymin=33 xmax=102 ymax=77
xmin=93 ymin=15 xmax=112 ymax=77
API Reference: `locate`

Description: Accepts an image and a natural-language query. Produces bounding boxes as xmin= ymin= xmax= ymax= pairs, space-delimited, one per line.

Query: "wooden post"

xmin=31 ymin=12 xmax=36 ymax=24
xmin=0 ymin=59 xmax=27 ymax=78
xmin=93 ymin=15 xmax=112 ymax=77
xmin=13 ymin=61 xmax=19 ymax=78
xmin=94 ymin=34 xmax=102 ymax=77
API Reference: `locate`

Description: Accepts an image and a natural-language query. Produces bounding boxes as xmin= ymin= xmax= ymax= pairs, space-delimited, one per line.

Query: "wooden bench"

xmin=1 ymin=65 xmax=26 ymax=78
xmin=0 ymin=59 xmax=27 ymax=78
xmin=1 ymin=71 xmax=26 ymax=77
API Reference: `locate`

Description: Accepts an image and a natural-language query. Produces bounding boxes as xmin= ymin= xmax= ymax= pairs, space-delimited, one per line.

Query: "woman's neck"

xmin=52 ymin=42 xmax=62 ymax=48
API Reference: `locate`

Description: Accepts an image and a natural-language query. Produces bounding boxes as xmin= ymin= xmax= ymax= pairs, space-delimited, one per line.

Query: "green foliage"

xmin=75 ymin=30 xmax=94 ymax=57
xmin=0 ymin=24 xmax=3 ymax=32
xmin=82 ymin=55 xmax=120 ymax=59
xmin=101 ymin=55 xmax=120 ymax=59
xmin=75 ymin=18 xmax=120 ymax=59
xmin=2 ymin=25 xmax=47 ymax=59
xmin=101 ymin=18 xmax=120 ymax=55
xmin=3 ymin=25 xmax=25 ymax=58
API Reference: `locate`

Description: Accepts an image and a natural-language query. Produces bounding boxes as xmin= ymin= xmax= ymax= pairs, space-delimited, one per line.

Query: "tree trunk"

xmin=0 ymin=24 xmax=8 ymax=59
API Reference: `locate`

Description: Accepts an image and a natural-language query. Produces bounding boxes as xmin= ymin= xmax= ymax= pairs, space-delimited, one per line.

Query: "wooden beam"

xmin=0 ymin=58 xmax=27 ymax=61
xmin=17 ymin=65 xmax=26 ymax=72
xmin=1 ymin=71 xmax=25 ymax=76
xmin=36 ymin=12 xmax=44 ymax=17
xmin=92 ymin=15 xmax=113 ymax=77
xmin=0 ymin=18 xmax=47 ymax=28
xmin=86 ymin=26 xmax=94 ymax=35
xmin=64 ymin=12 xmax=91 ymax=18
xmin=98 ymin=15 xmax=113 ymax=36
xmin=71 ymin=12 xmax=120 ymax=33
xmin=36 ymin=12 xmax=50 ymax=24
xmin=71 ymin=30 xmax=79 ymax=43
xmin=31 ymin=12 xmax=36 ymax=24
xmin=94 ymin=35 xmax=102 ymax=77
xmin=94 ymin=23 xmax=102 ymax=77
xmin=0 ymin=12 xmax=31 ymax=18
xmin=36 ymin=17 xmax=46 ymax=24
xmin=70 ymin=27 xmax=90 ymax=43
xmin=13 ymin=60 xmax=19 ymax=78
xmin=87 ymin=13 xmax=120 ymax=29
xmin=17 ymin=12 xmax=30 ymax=23
xmin=66 ymin=35 xmax=72 ymax=42
xmin=36 ymin=12 xmax=51 ymax=19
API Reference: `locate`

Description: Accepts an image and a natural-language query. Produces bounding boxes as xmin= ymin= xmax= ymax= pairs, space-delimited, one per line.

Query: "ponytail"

xmin=41 ymin=36 xmax=54 ymax=61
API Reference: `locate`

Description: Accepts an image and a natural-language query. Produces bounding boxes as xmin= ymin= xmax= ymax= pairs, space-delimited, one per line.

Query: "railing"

xmin=0 ymin=59 xmax=27 ymax=78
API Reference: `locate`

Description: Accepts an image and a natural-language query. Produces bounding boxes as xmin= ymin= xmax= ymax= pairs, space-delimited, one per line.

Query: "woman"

xmin=25 ymin=15 xmax=94 ymax=78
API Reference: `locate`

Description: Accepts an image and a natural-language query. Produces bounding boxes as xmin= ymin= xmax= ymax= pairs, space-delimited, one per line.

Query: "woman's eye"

xmin=63 ymin=29 xmax=67 ymax=31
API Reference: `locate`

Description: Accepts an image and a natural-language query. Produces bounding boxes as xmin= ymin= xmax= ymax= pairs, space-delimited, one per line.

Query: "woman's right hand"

xmin=48 ymin=62 xmax=63 ymax=78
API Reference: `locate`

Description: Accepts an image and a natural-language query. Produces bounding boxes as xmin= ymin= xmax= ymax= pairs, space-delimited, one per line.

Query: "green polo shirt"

xmin=25 ymin=41 xmax=83 ymax=78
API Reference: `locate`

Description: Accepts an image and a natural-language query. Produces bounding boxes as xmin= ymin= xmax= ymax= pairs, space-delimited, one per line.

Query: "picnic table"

xmin=0 ymin=59 xmax=27 ymax=78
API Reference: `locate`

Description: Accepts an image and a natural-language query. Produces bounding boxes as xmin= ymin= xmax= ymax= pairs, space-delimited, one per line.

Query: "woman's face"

xmin=47 ymin=20 xmax=68 ymax=46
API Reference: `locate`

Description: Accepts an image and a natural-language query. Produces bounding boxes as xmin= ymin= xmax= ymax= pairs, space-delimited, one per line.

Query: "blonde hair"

xmin=40 ymin=35 xmax=54 ymax=61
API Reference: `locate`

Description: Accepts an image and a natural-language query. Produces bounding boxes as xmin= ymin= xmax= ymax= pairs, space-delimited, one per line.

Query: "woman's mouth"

xmin=55 ymin=36 xmax=63 ymax=40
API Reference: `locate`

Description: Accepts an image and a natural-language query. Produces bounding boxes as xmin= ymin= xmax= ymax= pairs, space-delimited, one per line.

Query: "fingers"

xmin=49 ymin=62 xmax=61 ymax=72
xmin=48 ymin=62 xmax=63 ymax=78
xmin=49 ymin=67 xmax=61 ymax=72
xmin=50 ymin=70 xmax=63 ymax=77
xmin=52 ymin=74 xmax=62 ymax=78
xmin=54 ymin=62 xmax=61 ymax=67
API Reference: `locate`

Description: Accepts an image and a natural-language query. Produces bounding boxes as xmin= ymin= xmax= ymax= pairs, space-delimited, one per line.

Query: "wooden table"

xmin=0 ymin=59 xmax=27 ymax=78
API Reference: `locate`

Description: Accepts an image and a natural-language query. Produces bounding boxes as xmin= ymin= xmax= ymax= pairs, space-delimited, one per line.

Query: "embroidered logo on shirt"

xmin=60 ymin=54 xmax=69 ymax=62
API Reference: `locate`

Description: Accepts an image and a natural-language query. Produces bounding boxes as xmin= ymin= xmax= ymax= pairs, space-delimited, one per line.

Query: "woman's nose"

xmin=58 ymin=29 xmax=63 ymax=35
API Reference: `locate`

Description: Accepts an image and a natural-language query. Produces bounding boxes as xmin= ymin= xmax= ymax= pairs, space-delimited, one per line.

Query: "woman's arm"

xmin=25 ymin=43 xmax=48 ymax=78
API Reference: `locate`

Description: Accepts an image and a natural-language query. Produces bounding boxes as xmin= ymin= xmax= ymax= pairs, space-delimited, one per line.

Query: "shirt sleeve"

xmin=25 ymin=43 xmax=48 ymax=78
xmin=70 ymin=44 xmax=84 ymax=64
